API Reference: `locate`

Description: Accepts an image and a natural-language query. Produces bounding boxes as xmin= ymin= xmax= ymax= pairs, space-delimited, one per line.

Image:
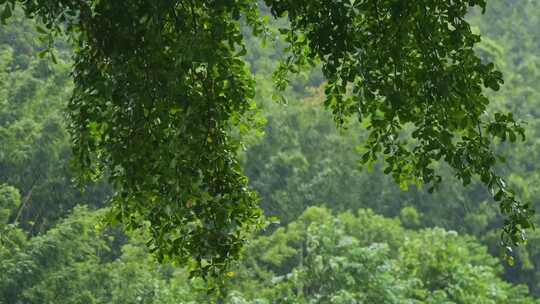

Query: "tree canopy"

xmin=2 ymin=205 xmax=538 ymax=303
xmin=0 ymin=0 xmax=533 ymax=275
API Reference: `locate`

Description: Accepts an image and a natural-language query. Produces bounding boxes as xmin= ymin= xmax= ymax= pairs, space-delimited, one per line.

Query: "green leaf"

xmin=1 ymin=4 xmax=12 ymax=24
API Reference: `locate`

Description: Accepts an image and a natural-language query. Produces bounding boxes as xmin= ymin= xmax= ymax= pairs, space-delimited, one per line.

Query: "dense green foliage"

xmin=242 ymin=0 xmax=540 ymax=295
xmin=232 ymin=207 xmax=535 ymax=303
xmin=2 ymin=0 xmax=540 ymax=301
xmin=266 ymin=0 xmax=532 ymax=250
xmin=0 ymin=15 xmax=109 ymax=234
xmin=0 ymin=0 xmax=534 ymax=272
xmin=2 ymin=204 xmax=538 ymax=303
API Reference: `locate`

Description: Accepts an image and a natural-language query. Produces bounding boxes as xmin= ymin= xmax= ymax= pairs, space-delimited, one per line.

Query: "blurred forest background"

xmin=3 ymin=0 xmax=540 ymax=302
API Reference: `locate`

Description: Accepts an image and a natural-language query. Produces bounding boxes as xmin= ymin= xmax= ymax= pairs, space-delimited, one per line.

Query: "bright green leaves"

xmin=267 ymin=0 xmax=533 ymax=252
xmin=234 ymin=207 xmax=536 ymax=303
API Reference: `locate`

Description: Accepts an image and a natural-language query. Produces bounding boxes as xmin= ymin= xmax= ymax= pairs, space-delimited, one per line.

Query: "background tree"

xmin=2 ymin=202 xmax=537 ymax=303
xmin=0 ymin=13 xmax=109 ymax=234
